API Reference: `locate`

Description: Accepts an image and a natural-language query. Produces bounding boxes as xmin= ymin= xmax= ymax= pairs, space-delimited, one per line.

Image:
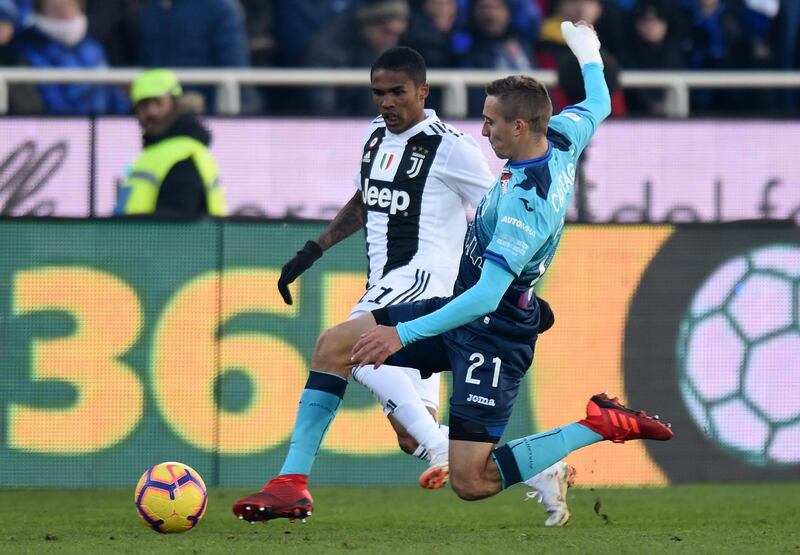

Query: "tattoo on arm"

xmin=316 ymin=191 xmax=364 ymax=251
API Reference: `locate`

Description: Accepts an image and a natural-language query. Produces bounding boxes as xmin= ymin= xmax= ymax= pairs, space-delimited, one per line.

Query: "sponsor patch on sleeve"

xmin=564 ymin=112 xmax=582 ymax=122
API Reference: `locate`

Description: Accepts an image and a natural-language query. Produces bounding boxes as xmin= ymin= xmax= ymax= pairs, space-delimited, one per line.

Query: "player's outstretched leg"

xmin=523 ymin=461 xmax=576 ymax=527
xmin=490 ymin=393 xmax=673 ymax=497
xmin=579 ymin=392 xmax=674 ymax=443
xmin=232 ymin=475 xmax=314 ymax=523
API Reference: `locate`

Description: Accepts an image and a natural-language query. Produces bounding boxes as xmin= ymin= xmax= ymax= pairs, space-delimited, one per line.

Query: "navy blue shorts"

xmin=373 ymin=297 xmax=543 ymax=443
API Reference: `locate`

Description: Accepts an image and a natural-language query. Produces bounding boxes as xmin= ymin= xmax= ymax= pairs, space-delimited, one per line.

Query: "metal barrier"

xmin=1 ymin=67 xmax=799 ymax=118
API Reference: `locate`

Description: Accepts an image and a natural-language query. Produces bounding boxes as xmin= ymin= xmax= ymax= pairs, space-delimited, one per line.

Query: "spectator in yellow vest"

xmin=115 ymin=68 xmax=227 ymax=216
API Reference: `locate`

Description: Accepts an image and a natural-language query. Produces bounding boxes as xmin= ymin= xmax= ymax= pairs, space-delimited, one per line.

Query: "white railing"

xmin=1 ymin=67 xmax=799 ymax=118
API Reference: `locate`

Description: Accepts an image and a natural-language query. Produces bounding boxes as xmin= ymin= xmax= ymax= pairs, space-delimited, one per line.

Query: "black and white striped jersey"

xmin=355 ymin=109 xmax=494 ymax=289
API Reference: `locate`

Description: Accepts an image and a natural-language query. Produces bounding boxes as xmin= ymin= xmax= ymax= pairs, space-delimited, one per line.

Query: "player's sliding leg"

xmin=232 ymin=315 xmax=376 ymax=523
xmin=490 ymin=394 xmax=672 ymax=493
xmin=351 ymin=364 xmax=450 ymax=489
xmin=577 ymin=393 xmax=674 ymax=443
xmin=518 ymin=393 xmax=675 ymax=527
xmin=448 ymin=393 xmax=673 ymax=502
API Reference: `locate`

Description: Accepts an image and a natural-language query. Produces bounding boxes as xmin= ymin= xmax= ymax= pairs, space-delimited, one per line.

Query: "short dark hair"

xmin=485 ymin=75 xmax=552 ymax=136
xmin=370 ymin=47 xmax=427 ymax=86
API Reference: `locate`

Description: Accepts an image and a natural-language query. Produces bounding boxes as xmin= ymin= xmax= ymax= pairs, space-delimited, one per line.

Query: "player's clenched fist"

xmin=277 ymin=240 xmax=323 ymax=305
xmin=561 ymin=20 xmax=603 ymax=68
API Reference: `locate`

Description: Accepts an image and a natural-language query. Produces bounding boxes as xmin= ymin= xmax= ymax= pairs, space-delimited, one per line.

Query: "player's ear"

xmin=418 ymin=82 xmax=430 ymax=101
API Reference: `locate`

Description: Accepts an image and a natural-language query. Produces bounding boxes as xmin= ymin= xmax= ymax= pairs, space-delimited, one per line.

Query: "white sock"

xmin=352 ymin=364 xmax=448 ymax=461
xmin=412 ymin=444 xmax=431 ymax=461
xmin=524 ymin=461 xmax=562 ymax=490
xmin=393 ymin=401 xmax=448 ymax=463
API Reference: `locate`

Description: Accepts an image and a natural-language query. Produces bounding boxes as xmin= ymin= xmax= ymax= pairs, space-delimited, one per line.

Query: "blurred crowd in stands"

xmin=0 ymin=0 xmax=798 ymax=117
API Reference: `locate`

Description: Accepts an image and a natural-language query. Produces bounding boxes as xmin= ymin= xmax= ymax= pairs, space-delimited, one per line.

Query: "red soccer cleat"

xmin=232 ymin=474 xmax=314 ymax=523
xmin=579 ymin=393 xmax=674 ymax=443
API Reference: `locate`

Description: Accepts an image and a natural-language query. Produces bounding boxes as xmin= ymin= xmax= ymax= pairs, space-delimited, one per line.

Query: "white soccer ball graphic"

xmin=677 ymin=244 xmax=800 ymax=466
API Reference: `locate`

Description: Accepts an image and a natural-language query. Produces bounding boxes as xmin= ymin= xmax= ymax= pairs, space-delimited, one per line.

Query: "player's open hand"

xmin=351 ymin=325 xmax=403 ymax=369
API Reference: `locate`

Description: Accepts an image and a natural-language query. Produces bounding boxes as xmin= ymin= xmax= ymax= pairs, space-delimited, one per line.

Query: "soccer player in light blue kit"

xmin=233 ymin=21 xmax=673 ymax=523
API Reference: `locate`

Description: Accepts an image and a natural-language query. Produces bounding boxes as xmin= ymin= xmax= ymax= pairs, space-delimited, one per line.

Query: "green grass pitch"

xmin=1 ymin=484 xmax=799 ymax=554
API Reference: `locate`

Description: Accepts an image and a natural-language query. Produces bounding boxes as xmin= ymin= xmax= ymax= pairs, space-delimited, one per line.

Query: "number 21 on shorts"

xmin=465 ymin=353 xmax=501 ymax=387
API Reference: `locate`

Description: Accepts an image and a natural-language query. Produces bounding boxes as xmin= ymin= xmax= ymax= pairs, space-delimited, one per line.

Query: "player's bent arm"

xmin=277 ymin=190 xmax=364 ymax=305
xmin=548 ymin=63 xmax=610 ymax=151
xmin=396 ymin=260 xmax=514 ymax=346
xmin=556 ymin=21 xmax=611 ymax=135
xmin=571 ymin=63 xmax=611 ymax=123
xmin=315 ymin=190 xmax=365 ymax=251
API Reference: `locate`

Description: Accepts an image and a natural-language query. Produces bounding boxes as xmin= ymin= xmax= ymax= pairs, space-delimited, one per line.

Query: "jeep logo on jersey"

xmin=363 ymin=181 xmax=411 ymax=215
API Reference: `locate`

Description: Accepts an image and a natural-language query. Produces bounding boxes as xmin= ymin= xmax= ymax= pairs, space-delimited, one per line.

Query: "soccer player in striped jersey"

xmin=235 ymin=46 xmax=574 ymax=527
xmin=276 ymin=46 xmax=491 ymax=490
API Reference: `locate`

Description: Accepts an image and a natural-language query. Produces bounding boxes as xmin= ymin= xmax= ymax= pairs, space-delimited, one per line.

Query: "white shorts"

xmin=349 ymin=266 xmax=451 ymax=412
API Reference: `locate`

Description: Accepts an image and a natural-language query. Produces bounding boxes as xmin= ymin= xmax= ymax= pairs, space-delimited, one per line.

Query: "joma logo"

xmin=466 ymin=393 xmax=496 ymax=407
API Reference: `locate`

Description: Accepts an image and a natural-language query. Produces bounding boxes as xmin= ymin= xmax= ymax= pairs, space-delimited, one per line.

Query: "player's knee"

xmin=449 ymin=474 xmax=491 ymax=501
xmin=312 ymin=327 xmax=350 ymax=376
xmin=312 ymin=328 xmax=334 ymax=363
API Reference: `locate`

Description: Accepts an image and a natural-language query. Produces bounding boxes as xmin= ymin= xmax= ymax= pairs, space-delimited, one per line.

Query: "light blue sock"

xmin=279 ymin=370 xmax=347 ymax=476
xmin=492 ymin=423 xmax=603 ymax=489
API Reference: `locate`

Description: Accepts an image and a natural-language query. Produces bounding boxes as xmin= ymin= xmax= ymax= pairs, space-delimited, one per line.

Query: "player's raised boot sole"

xmin=419 ymin=461 xmax=449 ymax=490
xmin=232 ymin=474 xmax=314 ymax=523
xmin=579 ymin=393 xmax=674 ymax=443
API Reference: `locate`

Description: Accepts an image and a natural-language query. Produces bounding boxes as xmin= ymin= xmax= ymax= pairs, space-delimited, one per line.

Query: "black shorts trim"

xmin=305 ymin=370 xmax=347 ymax=398
xmin=372 ymin=306 xmax=392 ymax=326
xmin=492 ymin=444 xmax=523 ymax=486
xmin=449 ymin=414 xmax=502 ymax=444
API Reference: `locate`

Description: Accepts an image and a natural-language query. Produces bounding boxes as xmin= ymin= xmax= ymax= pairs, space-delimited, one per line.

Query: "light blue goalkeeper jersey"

xmin=453 ymin=63 xmax=610 ymax=332
xmin=396 ymin=63 xmax=610 ymax=345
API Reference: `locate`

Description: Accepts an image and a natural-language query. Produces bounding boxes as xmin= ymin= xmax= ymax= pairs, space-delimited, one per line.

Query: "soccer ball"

xmin=677 ymin=244 xmax=800 ymax=466
xmin=134 ymin=461 xmax=208 ymax=533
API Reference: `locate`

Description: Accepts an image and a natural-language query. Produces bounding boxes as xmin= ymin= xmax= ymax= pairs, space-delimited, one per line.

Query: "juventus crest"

xmin=407 ymin=146 xmax=429 ymax=179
